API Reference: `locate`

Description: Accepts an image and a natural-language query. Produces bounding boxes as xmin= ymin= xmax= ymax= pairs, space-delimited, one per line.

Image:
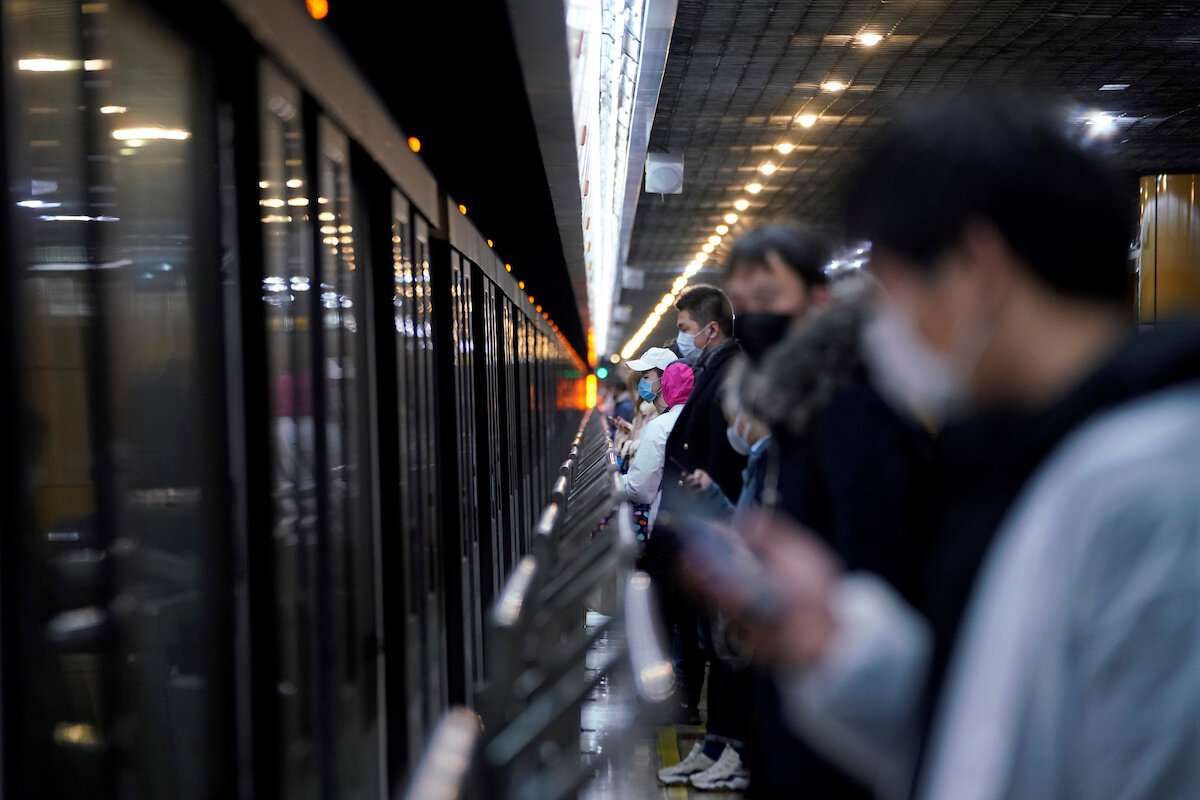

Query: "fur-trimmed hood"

xmin=736 ymin=277 xmax=872 ymax=444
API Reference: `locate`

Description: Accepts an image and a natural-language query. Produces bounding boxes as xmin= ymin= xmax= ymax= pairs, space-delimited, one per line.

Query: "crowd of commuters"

xmin=601 ymin=94 xmax=1200 ymax=798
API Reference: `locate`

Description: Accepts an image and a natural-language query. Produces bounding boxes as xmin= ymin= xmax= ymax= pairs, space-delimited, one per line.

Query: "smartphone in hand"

xmin=656 ymin=512 xmax=783 ymax=624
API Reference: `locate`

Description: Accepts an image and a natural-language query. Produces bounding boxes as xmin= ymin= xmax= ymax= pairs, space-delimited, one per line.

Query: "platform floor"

xmin=580 ymin=613 xmax=745 ymax=800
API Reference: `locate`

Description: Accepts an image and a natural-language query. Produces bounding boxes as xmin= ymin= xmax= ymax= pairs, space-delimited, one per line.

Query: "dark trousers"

xmin=699 ymin=614 xmax=754 ymax=748
xmin=638 ymin=532 xmax=705 ymax=709
xmin=745 ymin=670 xmax=871 ymax=799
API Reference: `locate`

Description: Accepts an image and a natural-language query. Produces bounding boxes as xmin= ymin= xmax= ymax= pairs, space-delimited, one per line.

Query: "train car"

xmin=0 ymin=0 xmax=587 ymax=798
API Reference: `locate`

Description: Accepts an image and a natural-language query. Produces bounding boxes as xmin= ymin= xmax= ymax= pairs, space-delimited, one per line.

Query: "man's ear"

xmin=959 ymin=220 xmax=1022 ymax=319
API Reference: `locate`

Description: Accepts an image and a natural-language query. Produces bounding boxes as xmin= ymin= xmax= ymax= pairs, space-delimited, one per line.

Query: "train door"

xmin=448 ymin=255 xmax=484 ymax=702
xmin=388 ymin=190 xmax=422 ymax=778
xmin=258 ymin=66 xmax=384 ymax=800
xmin=1 ymin=1 xmax=235 ymax=797
xmin=412 ymin=214 xmax=448 ymax=730
xmin=473 ymin=277 xmax=506 ymax=617
xmin=314 ymin=116 xmax=382 ymax=800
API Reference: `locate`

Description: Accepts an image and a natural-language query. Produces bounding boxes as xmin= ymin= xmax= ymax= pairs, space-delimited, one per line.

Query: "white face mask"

xmin=860 ymin=302 xmax=969 ymax=422
xmin=725 ymin=412 xmax=753 ymax=456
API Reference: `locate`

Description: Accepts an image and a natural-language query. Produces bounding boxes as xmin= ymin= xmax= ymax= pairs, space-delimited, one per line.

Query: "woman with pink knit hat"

xmin=620 ymin=347 xmax=695 ymax=534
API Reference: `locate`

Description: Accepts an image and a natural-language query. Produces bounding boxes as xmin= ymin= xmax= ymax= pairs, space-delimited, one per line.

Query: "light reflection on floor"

xmin=580 ymin=613 xmax=745 ymax=800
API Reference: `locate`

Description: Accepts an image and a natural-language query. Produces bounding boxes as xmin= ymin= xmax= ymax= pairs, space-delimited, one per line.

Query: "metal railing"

xmin=404 ymin=409 xmax=676 ymax=799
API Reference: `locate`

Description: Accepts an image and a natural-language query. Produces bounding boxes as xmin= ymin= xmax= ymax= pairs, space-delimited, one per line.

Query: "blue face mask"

xmin=637 ymin=377 xmax=658 ymax=404
xmin=676 ymin=323 xmax=712 ymax=360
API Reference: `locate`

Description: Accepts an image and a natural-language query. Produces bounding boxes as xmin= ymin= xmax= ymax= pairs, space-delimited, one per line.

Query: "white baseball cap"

xmin=625 ymin=347 xmax=678 ymax=372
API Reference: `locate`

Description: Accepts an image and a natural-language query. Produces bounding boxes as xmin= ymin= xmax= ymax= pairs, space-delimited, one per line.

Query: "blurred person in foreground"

xmin=697 ymin=96 xmax=1200 ymax=800
xmin=690 ymin=226 xmax=930 ymax=799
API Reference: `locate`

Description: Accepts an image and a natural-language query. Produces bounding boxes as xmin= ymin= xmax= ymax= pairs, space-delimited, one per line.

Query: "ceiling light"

xmin=18 ymin=58 xmax=79 ymax=71
xmin=746 ymin=183 xmax=763 ymax=194
xmin=696 ymin=252 xmax=709 ymax=262
xmin=701 ymin=243 xmax=715 ymax=253
xmin=112 ymin=127 xmax=190 ymax=141
xmin=724 ymin=213 xmax=738 ymax=224
xmin=1086 ymin=113 xmax=1117 ymax=135
xmin=715 ymin=225 xmax=729 ymax=235
xmin=858 ymin=34 xmax=883 ymax=46
xmin=708 ymin=235 xmax=721 ymax=245
xmin=759 ymin=163 xmax=777 ymax=175
xmin=821 ymin=81 xmax=845 ymax=92
xmin=1099 ymin=84 xmax=1129 ymax=91
xmin=797 ymin=114 xmax=817 ymax=127
xmin=776 ymin=143 xmax=795 ymax=154
xmin=733 ymin=199 xmax=750 ymax=211
xmin=660 ymin=293 xmax=675 ymax=306
xmin=99 ymin=105 xmax=127 ymax=114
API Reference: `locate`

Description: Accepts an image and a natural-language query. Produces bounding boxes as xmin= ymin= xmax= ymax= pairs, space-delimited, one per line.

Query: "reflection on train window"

xmin=259 ymin=63 xmax=319 ymax=798
xmin=6 ymin=0 xmax=219 ymax=797
xmin=412 ymin=215 xmax=448 ymax=729
xmin=316 ymin=116 xmax=381 ymax=798
xmin=391 ymin=191 xmax=425 ymax=771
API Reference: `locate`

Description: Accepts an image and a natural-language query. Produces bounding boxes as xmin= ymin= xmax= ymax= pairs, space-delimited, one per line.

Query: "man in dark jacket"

xmin=647 ymin=284 xmax=745 ymax=724
xmin=664 ymin=284 xmax=746 ymax=500
xmin=719 ymin=225 xmax=928 ymax=797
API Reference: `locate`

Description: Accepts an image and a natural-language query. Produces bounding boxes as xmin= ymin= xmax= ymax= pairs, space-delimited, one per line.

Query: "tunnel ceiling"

xmin=620 ymin=0 xmax=1200 ymax=353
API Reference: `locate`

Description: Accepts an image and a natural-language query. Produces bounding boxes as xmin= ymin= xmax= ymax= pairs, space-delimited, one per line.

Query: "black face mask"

xmin=735 ymin=311 xmax=793 ymax=363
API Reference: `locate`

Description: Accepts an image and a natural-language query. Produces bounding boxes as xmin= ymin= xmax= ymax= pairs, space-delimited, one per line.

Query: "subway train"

xmin=0 ymin=0 xmax=591 ymax=797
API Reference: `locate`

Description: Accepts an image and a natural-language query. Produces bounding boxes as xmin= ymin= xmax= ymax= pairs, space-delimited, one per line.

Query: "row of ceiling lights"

xmin=615 ymin=31 xmax=1136 ymax=362
xmin=614 ymin=70 xmax=871 ymax=361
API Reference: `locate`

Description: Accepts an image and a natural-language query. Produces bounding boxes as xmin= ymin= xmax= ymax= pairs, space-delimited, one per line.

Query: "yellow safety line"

xmin=657 ymin=727 xmax=689 ymax=800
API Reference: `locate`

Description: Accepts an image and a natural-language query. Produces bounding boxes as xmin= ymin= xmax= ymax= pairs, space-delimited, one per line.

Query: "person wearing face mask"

xmin=697 ymin=96 xmax=1200 ymax=800
xmin=656 ymin=284 xmax=746 ymax=724
xmin=721 ymin=222 xmax=832 ymax=362
xmin=695 ymin=226 xmax=930 ymax=800
xmin=618 ymin=349 xmax=693 ymax=528
xmin=658 ymin=399 xmax=773 ymax=792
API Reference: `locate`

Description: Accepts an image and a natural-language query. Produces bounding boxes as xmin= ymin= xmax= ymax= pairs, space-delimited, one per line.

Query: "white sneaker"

xmin=689 ymin=745 xmax=750 ymax=791
xmin=657 ymin=743 xmax=715 ymax=785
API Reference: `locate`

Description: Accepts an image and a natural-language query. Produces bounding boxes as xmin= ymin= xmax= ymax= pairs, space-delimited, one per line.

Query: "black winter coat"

xmin=662 ymin=339 xmax=747 ymax=507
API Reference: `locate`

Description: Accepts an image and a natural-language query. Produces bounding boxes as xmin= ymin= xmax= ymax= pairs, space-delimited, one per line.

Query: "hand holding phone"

xmin=661 ymin=510 xmax=842 ymax=666
xmin=656 ymin=512 xmax=783 ymax=624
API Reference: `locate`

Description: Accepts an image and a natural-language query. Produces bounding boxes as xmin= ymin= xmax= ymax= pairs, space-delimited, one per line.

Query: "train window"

xmin=4 ymin=0 xmax=229 ymax=797
xmin=315 ymin=116 xmax=381 ymax=798
xmin=450 ymin=254 xmax=482 ymax=700
xmin=389 ymin=190 xmax=425 ymax=777
xmin=411 ymin=214 xmax=447 ymax=731
xmin=259 ymin=63 xmax=320 ymax=798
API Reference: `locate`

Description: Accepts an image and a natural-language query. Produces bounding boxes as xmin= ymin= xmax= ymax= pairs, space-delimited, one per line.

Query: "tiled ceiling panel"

xmin=614 ymin=0 xmax=1200 ymax=354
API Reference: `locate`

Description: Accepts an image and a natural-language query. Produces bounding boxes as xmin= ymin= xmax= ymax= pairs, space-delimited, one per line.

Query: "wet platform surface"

xmin=580 ymin=613 xmax=745 ymax=800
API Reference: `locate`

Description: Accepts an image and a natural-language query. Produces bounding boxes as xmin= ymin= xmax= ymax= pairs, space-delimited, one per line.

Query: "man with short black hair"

xmin=723 ymin=224 xmax=831 ymax=361
xmin=644 ymin=284 xmax=744 ymax=724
